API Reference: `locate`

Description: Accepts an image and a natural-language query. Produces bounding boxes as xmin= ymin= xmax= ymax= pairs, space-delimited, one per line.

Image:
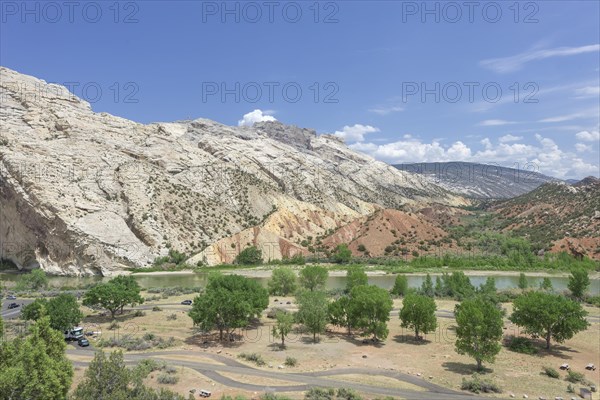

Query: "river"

xmin=1 ymin=270 xmax=599 ymax=295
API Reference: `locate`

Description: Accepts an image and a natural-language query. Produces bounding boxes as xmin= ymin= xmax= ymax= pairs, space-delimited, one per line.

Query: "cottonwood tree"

xmin=299 ymin=265 xmax=328 ymax=292
xmin=83 ymin=275 xmax=143 ymax=319
xmin=510 ymin=291 xmax=589 ymax=349
xmin=399 ymin=293 xmax=437 ymax=340
xmin=268 ymin=267 xmax=298 ymax=296
xmin=22 ymin=294 xmax=83 ymax=332
xmin=333 ymin=244 xmax=352 ymax=263
xmin=272 ymin=311 xmax=294 ymax=348
xmin=348 ymin=285 xmax=393 ymax=341
xmin=568 ymin=268 xmax=590 ymax=300
xmin=345 ymin=265 xmax=368 ymax=293
xmin=328 ymin=295 xmax=354 ymax=335
xmin=297 ymin=290 xmax=329 ymax=343
xmin=454 ymin=297 xmax=503 ymax=371
xmin=188 ymin=274 xmax=268 ymax=341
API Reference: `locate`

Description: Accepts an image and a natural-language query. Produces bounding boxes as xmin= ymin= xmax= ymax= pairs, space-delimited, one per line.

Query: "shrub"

xmin=304 ymin=387 xmax=335 ymax=400
xmin=506 ymin=336 xmax=538 ymax=355
xmin=284 ymin=356 xmax=297 ymax=367
xmin=164 ymin=365 xmax=177 ymax=374
xmin=157 ymin=373 xmax=178 ymax=384
xmin=460 ymin=374 xmax=502 ymax=394
xmin=133 ymin=310 xmax=146 ymax=317
xmin=542 ymin=366 xmax=560 ymax=379
xmin=152 ymin=306 xmax=162 ymax=311
xmin=566 ymin=370 xmax=586 ymax=383
xmin=336 ymin=388 xmax=363 ymax=400
xmin=108 ymin=321 xmax=120 ymax=330
xmin=567 ymin=383 xmax=575 ymax=393
xmin=167 ymin=313 xmax=177 ymax=320
xmin=238 ymin=352 xmax=266 ymax=366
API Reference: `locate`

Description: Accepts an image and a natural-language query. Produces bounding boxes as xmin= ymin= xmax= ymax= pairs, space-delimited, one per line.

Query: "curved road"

xmin=69 ymin=348 xmax=488 ymax=400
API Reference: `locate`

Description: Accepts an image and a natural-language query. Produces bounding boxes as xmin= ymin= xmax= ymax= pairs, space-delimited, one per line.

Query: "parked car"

xmin=6 ymin=295 xmax=16 ymax=300
xmin=181 ymin=300 xmax=192 ymax=305
xmin=7 ymin=303 xmax=19 ymax=309
xmin=77 ymin=338 xmax=90 ymax=347
xmin=199 ymin=390 xmax=211 ymax=398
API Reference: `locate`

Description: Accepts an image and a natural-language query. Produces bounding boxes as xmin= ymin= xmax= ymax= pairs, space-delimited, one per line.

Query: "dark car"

xmin=7 ymin=303 xmax=19 ymax=309
xmin=181 ymin=300 xmax=192 ymax=305
xmin=78 ymin=338 xmax=90 ymax=347
xmin=6 ymin=295 xmax=16 ymax=300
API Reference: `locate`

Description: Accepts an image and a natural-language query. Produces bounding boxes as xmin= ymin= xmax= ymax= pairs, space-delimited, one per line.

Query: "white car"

xmin=199 ymin=390 xmax=211 ymax=398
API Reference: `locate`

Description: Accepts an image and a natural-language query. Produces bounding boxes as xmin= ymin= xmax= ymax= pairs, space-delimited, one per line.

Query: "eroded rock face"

xmin=0 ymin=67 xmax=464 ymax=275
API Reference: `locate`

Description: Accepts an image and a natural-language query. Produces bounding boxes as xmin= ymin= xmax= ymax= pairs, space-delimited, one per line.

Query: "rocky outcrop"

xmin=0 ymin=67 xmax=465 ymax=275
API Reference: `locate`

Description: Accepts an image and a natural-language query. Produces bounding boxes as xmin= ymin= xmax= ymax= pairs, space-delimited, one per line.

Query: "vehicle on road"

xmin=181 ymin=300 xmax=192 ymax=305
xmin=64 ymin=326 xmax=84 ymax=341
xmin=6 ymin=295 xmax=16 ymax=300
xmin=199 ymin=390 xmax=211 ymax=398
xmin=7 ymin=303 xmax=19 ymax=309
xmin=77 ymin=338 xmax=90 ymax=347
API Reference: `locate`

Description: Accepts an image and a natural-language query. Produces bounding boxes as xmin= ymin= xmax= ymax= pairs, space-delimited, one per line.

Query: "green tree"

xmin=0 ymin=298 xmax=3 ymax=340
xmin=272 ymin=311 xmax=294 ymax=347
xmin=399 ymin=293 xmax=437 ymax=339
xmin=73 ymin=350 xmax=130 ymax=400
xmin=83 ymin=275 xmax=143 ymax=319
xmin=0 ymin=316 xmax=73 ymax=400
xmin=348 ymin=285 xmax=393 ymax=341
xmin=236 ymin=246 xmax=263 ymax=265
xmin=391 ymin=275 xmax=409 ymax=297
xmin=328 ymin=296 xmax=353 ymax=335
xmin=567 ymin=268 xmax=590 ymax=300
xmin=22 ymin=294 xmax=82 ymax=332
xmin=539 ymin=277 xmax=553 ymax=291
xmin=345 ymin=265 xmax=368 ymax=293
xmin=15 ymin=269 xmax=49 ymax=291
xmin=299 ymin=265 xmax=328 ymax=292
xmin=73 ymin=350 xmax=186 ymax=400
xmin=454 ymin=298 xmax=503 ymax=371
xmin=297 ymin=290 xmax=329 ymax=342
xmin=268 ymin=267 xmax=298 ymax=296
xmin=510 ymin=291 xmax=589 ymax=349
xmin=420 ymin=274 xmax=434 ymax=297
xmin=333 ymin=244 xmax=352 ymax=264
xmin=189 ymin=274 xmax=268 ymax=341
xmin=46 ymin=294 xmax=83 ymax=331
xmin=434 ymin=276 xmax=444 ymax=297
xmin=442 ymin=272 xmax=474 ymax=300
xmin=518 ymin=273 xmax=528 ymax=290
xmin=22 ymin=298 xmax=49 ymax=321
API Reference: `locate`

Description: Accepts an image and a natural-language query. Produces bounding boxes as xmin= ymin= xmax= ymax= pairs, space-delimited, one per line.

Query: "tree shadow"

xmin=267 ymin=342 xmax=286 ymax=352
xmin=183 ymin=332 xmax=245 ymax=349
xmin=442 ymin=361 xmax=493 ymax=376
xmin=393 ymin=334 xmax=432 ymax=345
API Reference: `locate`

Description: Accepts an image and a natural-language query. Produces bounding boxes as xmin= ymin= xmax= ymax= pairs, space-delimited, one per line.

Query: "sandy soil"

xmin=66 ymin=291 xmax=600 ymax=399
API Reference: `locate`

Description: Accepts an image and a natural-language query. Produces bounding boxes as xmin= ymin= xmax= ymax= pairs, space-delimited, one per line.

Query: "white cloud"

xmin=575 ymin=130 xmax=600 ymax=142
xmin=478 ymin=119 xmax=517 ymax=126
xmin=575 ymin=143 xmax=592 ymax=152
xmin=352 ymin=133 xmax=598 ymax=179
xmin=368 ymin=105 xmax=404 ymax=115
xmin=574 ymin=86 xmax=600 ymax=98
xmin=238 ymin=109 xmax=277 ymax=127
xmin=480 ymin=44 xmax=600 ymax=73
xmin=333 ymin=124 xmax=380 ymax=143
xmin=499 ymin=134 xmax=523 ymax=143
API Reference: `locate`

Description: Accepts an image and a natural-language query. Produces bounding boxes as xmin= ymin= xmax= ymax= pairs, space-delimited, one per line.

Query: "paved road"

xmin=0 ymin=298 xmax=33 ymax=320
xmin=68 ymin=349 xmax=489 ymax=400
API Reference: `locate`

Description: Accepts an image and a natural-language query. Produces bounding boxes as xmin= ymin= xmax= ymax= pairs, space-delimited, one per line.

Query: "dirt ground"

xmin=64 ymin=291 xmax=600 ymax=399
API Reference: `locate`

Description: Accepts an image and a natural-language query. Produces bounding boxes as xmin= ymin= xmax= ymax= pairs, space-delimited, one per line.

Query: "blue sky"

xmin=1 ymin=1 xmax=599 ymax=179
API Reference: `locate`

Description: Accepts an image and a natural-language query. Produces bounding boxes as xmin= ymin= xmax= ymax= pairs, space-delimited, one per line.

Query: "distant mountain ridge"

xmin=394 ymin=162 xmax=560 ymax=199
